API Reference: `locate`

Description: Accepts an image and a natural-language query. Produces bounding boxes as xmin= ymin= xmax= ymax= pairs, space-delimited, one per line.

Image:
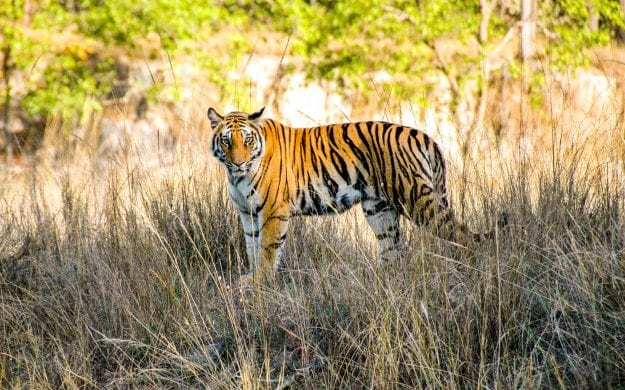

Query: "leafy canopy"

xmin=1 ymin=0 xmax=623 ymax=128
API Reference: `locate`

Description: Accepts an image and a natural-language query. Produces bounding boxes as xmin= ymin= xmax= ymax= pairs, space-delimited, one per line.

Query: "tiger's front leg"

xmin=238 ymin=209 xmax=260 ymax=269
xmin=252 ymin=211 xmax=290 ymax=285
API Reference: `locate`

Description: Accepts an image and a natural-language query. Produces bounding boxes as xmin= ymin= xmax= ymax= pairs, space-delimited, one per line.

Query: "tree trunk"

xmin=618 ymin=0 xmax=625 ymax=42
xmin=1 ymin=43 xmax=12 ymax=165
xmin=587 ymin=1 xmax=599 ymax=32
xmin=520 ymin=0 xmax=537 ymax=61
xmin=479 ymin=0 xmax=493 ymax=43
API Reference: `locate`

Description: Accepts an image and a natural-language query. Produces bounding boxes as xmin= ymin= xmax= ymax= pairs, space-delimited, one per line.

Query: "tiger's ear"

xmin=248 ymin=107 xmax=265 ymax=121
xmin=207 ymin=107 xmax=223 ymax=130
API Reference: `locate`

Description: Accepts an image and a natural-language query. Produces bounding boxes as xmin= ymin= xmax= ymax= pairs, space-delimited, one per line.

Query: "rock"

xmin=96 ymin=90 xmax=174 ymax=170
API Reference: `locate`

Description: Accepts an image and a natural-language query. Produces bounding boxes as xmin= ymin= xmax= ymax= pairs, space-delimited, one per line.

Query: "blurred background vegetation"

xmin=1 ymin=0 xmax=624 ymax=165
xmin=2 ymin=2 xmax=625 ymax=388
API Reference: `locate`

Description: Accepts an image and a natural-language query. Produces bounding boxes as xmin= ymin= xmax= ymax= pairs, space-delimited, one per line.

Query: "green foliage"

xmin=283 ymin=0 xmax=623 ymax=103
xmin=1 ymin=0 xmax=624 ymax=133
xmin=22 ymin=53 xmax=114 ymax=127
xmin=276 ymin=0 xmax=493 ymax=100
xmin=0 ymin=1 xmax=26 ymax=78
xmin=2 ymin=2 xmax=99 ymax=129
xmin=542 ymin=0 xmax=625 ymax=67
xmin=74 ymin=0 xmax=247 ymax=49
xmin=2 ymin=1 xmax=252 ymax=132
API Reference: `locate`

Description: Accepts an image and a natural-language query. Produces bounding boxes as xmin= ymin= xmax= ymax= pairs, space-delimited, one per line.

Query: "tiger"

xmin=208 ymin=107 xmax=499 ymax=285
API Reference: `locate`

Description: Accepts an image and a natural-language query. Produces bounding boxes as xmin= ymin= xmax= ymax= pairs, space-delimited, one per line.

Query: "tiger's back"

xmin=209 ymin=108 xmax=466 ymax=284
xmin=261 ymin=119 xmax=449 ymax=223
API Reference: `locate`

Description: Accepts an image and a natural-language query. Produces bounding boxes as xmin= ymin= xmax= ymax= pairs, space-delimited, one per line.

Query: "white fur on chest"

xmin=228 ymin=176 xmax=258 ymax=212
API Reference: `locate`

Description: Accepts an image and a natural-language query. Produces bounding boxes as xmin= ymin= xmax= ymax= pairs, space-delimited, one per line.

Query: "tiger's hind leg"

xmin=409 ymin=184 xmax=476 ymax=244
xmin=362 ymin=198 xmax=402 ymax=264
xmin=406 ymin=184 xmax=460 ymax=241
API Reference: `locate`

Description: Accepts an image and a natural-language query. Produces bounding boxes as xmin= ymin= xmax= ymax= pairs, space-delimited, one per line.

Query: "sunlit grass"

xmin=1 ymin=109 xmax=624 ymax=388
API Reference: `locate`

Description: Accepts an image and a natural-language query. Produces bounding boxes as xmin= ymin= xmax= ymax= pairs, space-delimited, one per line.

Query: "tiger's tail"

xmin=464 ymin=210 xmax=510 ymax=243
xmin=430 ymin=143 xmax=509 ymax=243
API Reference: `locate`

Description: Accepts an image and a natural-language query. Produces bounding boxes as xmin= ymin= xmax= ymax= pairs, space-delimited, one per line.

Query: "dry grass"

xmin=1 ymin=114 xmax=624 ymax=389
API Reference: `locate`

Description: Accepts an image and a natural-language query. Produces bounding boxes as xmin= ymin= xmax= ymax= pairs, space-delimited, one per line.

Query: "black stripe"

xmin=380 ymin=247 xmax=398 ymax=255
xmin=321 ymin=166 xmax=338 ymax=198
xmin=363 ymin=200 xmax=391 ymax=216
xmin=267 ymin=242 xmax=284 ymax=249
xmin=233 ymin=175 xmax=245 ymax=185
xmin=420 ymin=185 xmax=433 ymax=196
xmin=440 ymin=195 xmax=449 ymax=208
xmin=354 ymin=171 xmax=368 ymax=193
xmin=343 ymin=124 xmax=371 ymax=175
xmin=252 ymin=189 xmax=270 ymax=214
xmin=368 ymin=123 xmax=385 ymax=197
xmin=421 ymin=197 xmax=434 ymax=212
xmin=264 ymin=215 xmax=289 ymax=222
xmin=411 ymin=145 xmax=433 ymax=183
xmin=382 ymin=123 xmax=400 ymax=202
xmin=375 ymin=232 xmax=395 ymax=240
xmin=308 ymin=182 xmax=323 ymax=214
xmin=332 ymin=150 xmax=350 ymax=182
xmin=423 ymin=133 xmax=430 ymax=149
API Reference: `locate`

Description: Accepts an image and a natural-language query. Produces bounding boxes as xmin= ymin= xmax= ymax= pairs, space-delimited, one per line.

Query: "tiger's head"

xmin=208 ymin=107 xmax=265 ymax=177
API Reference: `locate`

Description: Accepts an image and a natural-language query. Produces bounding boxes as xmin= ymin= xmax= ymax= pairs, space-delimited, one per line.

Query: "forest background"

xmin=1 ymin=1 xmax=625 ymax=388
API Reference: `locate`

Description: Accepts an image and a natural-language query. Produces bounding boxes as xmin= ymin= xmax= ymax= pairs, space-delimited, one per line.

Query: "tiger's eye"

xmin=244 ymin=135 xmax=254 ymax=145
xmin=220 ymin=137 xmax=231 ymax=147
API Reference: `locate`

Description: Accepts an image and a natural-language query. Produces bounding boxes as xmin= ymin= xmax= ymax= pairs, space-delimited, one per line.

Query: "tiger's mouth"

xmin=230 ymin=166 xmax=247 ymax=174
xmin=227 ymin=162 xmax=251 ymax=176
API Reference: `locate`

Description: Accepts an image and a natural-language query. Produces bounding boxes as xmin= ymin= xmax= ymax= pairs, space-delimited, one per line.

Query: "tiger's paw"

xmin=221 ymin=273 xmax=254 ymax=304
xmin=239 ymin=273 xmax=256 ymax=291
xmin=219 ymin=274 xmax=254 ymax=302
xmin=232 ymin=271 xmax=273 ymax=301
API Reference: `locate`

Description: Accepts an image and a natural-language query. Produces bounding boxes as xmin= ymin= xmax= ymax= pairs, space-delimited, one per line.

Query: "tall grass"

xmin=1 ymin=123 xmax=624 ymax=388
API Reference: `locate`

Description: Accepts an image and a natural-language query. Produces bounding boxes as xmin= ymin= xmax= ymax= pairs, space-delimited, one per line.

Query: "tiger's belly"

xmin=292 ymin=184 xmax=363 ymax=216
